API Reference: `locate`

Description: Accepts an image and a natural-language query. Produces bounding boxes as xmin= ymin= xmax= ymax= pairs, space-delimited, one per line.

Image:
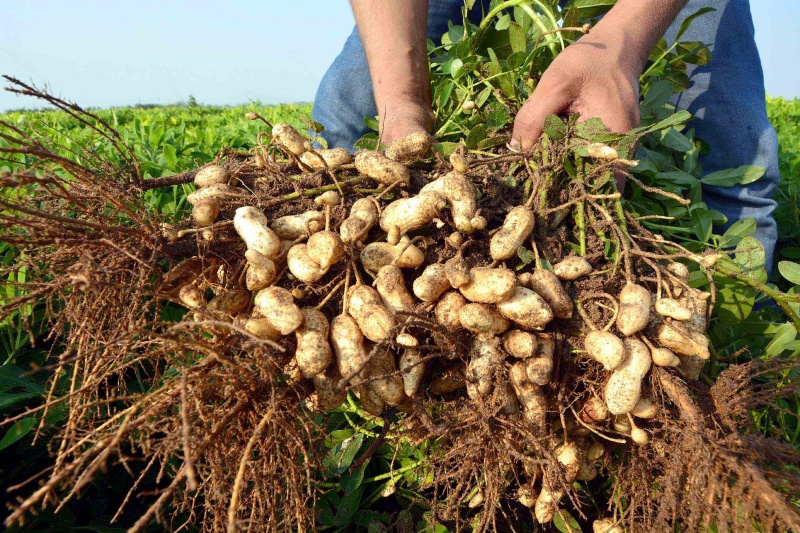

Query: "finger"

xmin=572 ymin=86 xmax=640 ymax=133
xmin=511 ymin=89 xmax=572 ymax=151
xmin=576 ymin=105 xmax=637 ymax=134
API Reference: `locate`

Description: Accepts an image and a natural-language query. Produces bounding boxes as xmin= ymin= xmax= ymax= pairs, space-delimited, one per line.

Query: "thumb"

xmin=511 ymin=89 xmax=572 ymax=150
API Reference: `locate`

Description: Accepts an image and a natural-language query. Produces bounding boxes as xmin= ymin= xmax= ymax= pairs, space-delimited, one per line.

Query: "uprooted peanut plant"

xmin=2 ymin=2 xmax=800 ymax=532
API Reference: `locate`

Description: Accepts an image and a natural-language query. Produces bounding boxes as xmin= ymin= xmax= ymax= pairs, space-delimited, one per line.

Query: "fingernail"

xmin=508 ymin=138 xmax=521 ymax=152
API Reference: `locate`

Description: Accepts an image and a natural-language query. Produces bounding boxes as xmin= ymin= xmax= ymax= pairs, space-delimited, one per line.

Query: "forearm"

xmin=350 ymin=0 xmax=431 ymax=112
xmin=591 ymin=0 xmax=689 ymax=73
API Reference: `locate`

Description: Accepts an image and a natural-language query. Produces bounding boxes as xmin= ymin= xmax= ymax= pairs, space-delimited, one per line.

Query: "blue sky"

xmin=0 ymin=1 xmax=797 ymax=112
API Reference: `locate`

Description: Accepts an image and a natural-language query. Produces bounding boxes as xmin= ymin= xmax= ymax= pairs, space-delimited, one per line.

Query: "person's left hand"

xmin=510 ymin=27 xmax=642 ymax=151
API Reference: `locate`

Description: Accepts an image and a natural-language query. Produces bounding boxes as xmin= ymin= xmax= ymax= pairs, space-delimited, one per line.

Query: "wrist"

xmin=373 ymin=65 xmax=432 ymax=115
xmin=588 ymin=19 xmax=649 ymax=77
xmin=376 ymin=91 xmax=431 ymax=116
xmin=591 ymin=0 xmax=688 ymax=75
xmin=379 ymin=99 xmax=434 ymax=125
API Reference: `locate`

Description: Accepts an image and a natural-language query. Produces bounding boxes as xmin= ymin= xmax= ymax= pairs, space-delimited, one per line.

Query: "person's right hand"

xmin=379 ymin=98 xmax=435 ymax=146
xmin=510 ymin=25 xmax=642 ymax=151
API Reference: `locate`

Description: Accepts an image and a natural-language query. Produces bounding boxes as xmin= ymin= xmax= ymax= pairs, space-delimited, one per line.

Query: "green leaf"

xmin=783 ymin=340 xmax=800 ymax=352
xmin=325 ymin=428 xmax=355 ymax=448
xmin=341 ymin=461 xmax=367 ymax=494
xmin=642 ymin=80 xmax=675 ymax=112
xmin=574 ymin=117 xmax=609 ymax=141
xmin=634 ymin=110 xmax=693 ymax=136
xmin=564 ymin=0 xmax=616 ymax=17
xmin=163 ymin=144 xmax=177 ymax=169
xmin=676 ymin=41 xmax=712 ymax=66
xmin=788 ymin=286 xmax=800 ymax=317
xmin=780 ymin=247 xmax=800 ymax=260
xmin=517 ymin=247 xmax=535 ymax=265
xmin=0 ymin=392 xmax=41 ymax=411
xmin=660 ymin=128 xmax=694 ymax=152
xmin=475 ymin=86 xmax=492 ymax=108
xmin=0 ymin=365 xmax=44 ymax=393
xmin=735 ymin=236 xmax=767 ymax=283
xmin=446 ymin=24 xmax=465 ymax=47
xmin=656 ymin=170 xmax=698 ymax=187
xmin=477 ymin=133 xmax=507 ymax=151
xmin=335 ymin=485 xmax=364 ymax=526
xmin=316 ymin=491 xmax=338 ymax=527
xmin=719 ymin=218 xmax=756 ymax=248
xmin=0 ymin=417 xmax=36 ymax=451
xmin=358 ymin=512 xmax=390 ymax=531
xmin=449 ymin=58 xmax=464 ymax=78
xmin=364 ymin=115 xmax=380 ymax=132
xmin=324 ymin=433 xmax=364 ymax=475
xmin=553 ymin=510 xmax=581 ymax=533
xmin=701 ymin=165 xmax=765 ymax=187
xmin=466 ymin=123 xmax=489 ymax=149
xmin=675 ymin=7 xmax=716 ymax=41
xmin=778 ymin=261 xmax=800 ymax=285
xmin=616 ymin=133 xmax=638 ymax=159
xmin=764 ymin=323 xmax=797 ymax=357
xmin=485 ymin=102 xmax=511 ymax=129
xmin=542 ymin=114 xmax=567 ymax=141
xmin=433 ymin=142 xmax=459 ymax=158
xmin=300 ymin=115 xmax=325 ymax=134
xmin=506 ymin=50 xmax=527 ymax=70
xmin=354 ymin=134 xmax=380 ymax=151
xmin=495 ymin=13 xmax=511 ymax=31
xmin=437 ymin=80 xmax=455 ymax=108
xmin=508 ymin=21 xmax=526 ymax=54
xmin=689 ymin=206 xmax=712 ymax=242
xmin=714 ymin=268 xmax=756 ymax=325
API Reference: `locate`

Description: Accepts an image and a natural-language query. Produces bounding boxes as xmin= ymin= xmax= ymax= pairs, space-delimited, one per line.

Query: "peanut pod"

xmin=234 ymin=206 xmax=281 ymax=258
xmin=295 ymin=308 xmax=333 ymax=378
xmin=355 ymin=151 xmax=411 ymax=186
xmin=194 ymin=164 xmax=230 ymax=187
xmin=270 ymin=210 xmax=325 ymax=240
xmin=300 ymin=147 xmax=352 ymax=170
xmin=385 ymin=131 xmax=435 ymax=162
xmin=380 ymin=191 xmax=446 ymax=244
xmin=496 ymin=287 xmax=554 ymax=330
xmin=460 ymin=267 xmax=518 ymax=304
xmin=489 ymin=206 xmax=535 ymax=261
xmin=604 ymin=337 xmax=652 ymax=415
xmin=553 ymin=256 xmax=593 ymax=281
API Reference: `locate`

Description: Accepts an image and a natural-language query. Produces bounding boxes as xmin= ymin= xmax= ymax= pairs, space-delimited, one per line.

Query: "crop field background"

xmin=0 ymin=95 xmax=798 ymax=531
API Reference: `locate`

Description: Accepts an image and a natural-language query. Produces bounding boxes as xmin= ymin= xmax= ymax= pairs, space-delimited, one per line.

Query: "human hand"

xmin=379 ymin=99 xmax=435 ymax=146
xmin=510 ymin=27 xmax=642 ymax=151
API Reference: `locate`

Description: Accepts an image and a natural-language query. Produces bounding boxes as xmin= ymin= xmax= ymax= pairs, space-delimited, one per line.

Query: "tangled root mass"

xmin=1 ymin=78 xmax=798 ymax=533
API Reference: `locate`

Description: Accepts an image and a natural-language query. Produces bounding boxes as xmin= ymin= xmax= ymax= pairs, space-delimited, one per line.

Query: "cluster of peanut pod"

xmin=166 ymin=121 xmax=715 ymax=528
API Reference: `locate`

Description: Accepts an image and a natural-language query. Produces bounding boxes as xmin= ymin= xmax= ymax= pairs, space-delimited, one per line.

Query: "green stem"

xmin=537 ymin=170 xmax=552 ymax=211
xmin=519 ymin=3 xmax=564 ymax=53
xmin=641 ymin=42 xmax=679 ymax=81
xmin=273 ymin=177 xmax=368 ymax=204
xmin=362 ymin=459 xmax=426 ymax=484
xmin=576 ymin=200 xmax=586 ymax=256
xmin=587 ymin=209 xmax=611 ymax=259
xmin=575 ymin=159 xmax=586 ymax=255
xmin=435 ymin=91 xmax=472 ymax=137
xmin=343 ymin=393 xmax=385 ymax=428
xmin=473 ymin=0 xmax=561 ymax=55
xmin=613 ymin=195 xmax=628 ymax=234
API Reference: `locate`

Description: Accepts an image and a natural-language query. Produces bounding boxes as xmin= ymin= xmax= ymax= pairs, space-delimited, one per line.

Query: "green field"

xmin=1 ymin=96 xmax=799 ymax=531
xmin=3 ymin=97 xmax=798 ymax=263
xmin=768 ymin=96 xmax=800 ymax=262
